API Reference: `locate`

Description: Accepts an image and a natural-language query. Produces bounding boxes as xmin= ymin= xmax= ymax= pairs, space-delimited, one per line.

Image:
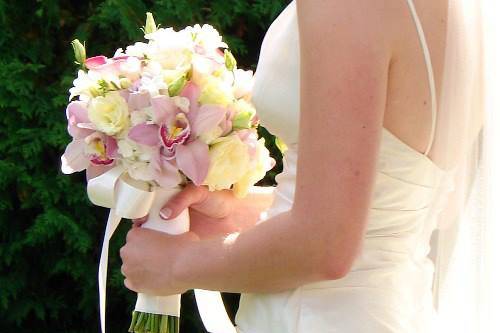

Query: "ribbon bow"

xmin=87 ymin=166 xmax=237 ymax=333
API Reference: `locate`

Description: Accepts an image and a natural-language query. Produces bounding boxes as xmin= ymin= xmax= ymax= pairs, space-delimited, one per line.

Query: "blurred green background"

xmin=0 ymin=0 xmax=289 ymax=332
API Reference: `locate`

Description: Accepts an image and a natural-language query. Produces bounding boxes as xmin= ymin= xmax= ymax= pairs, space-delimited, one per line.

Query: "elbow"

xmin=320 ymin=257 xmax=354 ymax=280
xmin=317 ymin=240 xmax=362 ymax=280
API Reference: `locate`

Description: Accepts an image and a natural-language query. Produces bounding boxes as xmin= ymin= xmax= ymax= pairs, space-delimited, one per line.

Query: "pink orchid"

xmin=62 ymin=103 xmax=117 ymax=174
xmin=66 ymin=101 xmax=95 ymax=139
xmin=127 ymin=89 xmax=226 ymax=185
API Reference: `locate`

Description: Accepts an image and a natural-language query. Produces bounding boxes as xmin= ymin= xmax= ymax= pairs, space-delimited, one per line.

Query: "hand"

xmin=120 ymin=227 xmax=199 ymax=295
xmin=133 ymin=183 xmax=275 ymax=239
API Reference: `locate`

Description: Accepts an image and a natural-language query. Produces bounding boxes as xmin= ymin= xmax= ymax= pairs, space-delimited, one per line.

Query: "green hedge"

xmin=0 ymin=1 xmax=288 ymax=332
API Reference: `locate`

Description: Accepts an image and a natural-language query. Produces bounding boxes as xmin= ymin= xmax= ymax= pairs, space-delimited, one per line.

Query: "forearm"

xmin=175 ymin=209 xmax=334 ymax=294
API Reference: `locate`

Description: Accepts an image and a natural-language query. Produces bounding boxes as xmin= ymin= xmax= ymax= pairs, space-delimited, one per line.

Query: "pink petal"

xmin=150 ymin=149 xmax=182 ymax=188
xmin=119 ymin=89 xmax=131 ymax=101
xmin=85 ymin=56 xmax=107 ymax=69
xmin=128 ymin=124 xmax=160 ymax=146
xmin=66 ymin=101 xmax=93 ymax=139
xmin=61 ymin=140 xmax=90 ymax=174
xmin=128 ymin=91 xmax=151 ymax=110
xmin=112 ymin=55 xmax=130 ymax=61
xmin=105 ymin=136 xmax=118 ymax=158
xmin=151 ymin=95 xmax=176 ymax=125
xmin=180 ymin=82 xmax=201 ymax=112
xmin=175 ymin=140 xmax=209 ymax=186
xmin=191 ymin=105 xmax=227 ymax=137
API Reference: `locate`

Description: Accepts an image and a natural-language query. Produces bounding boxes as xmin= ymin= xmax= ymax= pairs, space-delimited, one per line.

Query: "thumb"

xmin=159 ymin=184 xmax=208 ymax=220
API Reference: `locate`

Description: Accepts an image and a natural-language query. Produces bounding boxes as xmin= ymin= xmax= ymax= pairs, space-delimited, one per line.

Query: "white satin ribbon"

xmin=87 ymin=166 xmax=236 ymax=333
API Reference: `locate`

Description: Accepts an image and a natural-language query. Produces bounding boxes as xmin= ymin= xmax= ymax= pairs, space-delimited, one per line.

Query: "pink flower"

xmin=61 ymin=102 xmax=117 ymax=174
xmin=126 ymin=90 xmax=227 ymax=186
xmin=84 ymin=55 xmax=142 ymax=81
xmin=66 ymin=101 xmax=94 ymax=139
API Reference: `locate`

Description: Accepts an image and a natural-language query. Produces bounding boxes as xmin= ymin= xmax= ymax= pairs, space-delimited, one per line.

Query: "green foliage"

xmin=0 ymin=0 xmax=288 ymax=332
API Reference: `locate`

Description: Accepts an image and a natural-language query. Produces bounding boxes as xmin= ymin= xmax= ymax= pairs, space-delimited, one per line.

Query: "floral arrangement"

xmin=61 ymin=13 xmax=275 ymax=333
xmin=62 ymin=13 xmax=274 ymax=199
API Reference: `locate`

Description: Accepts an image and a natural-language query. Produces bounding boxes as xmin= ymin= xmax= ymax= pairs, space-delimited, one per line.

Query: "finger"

xmin=120 ymin=264 xmax=127 ymax=277
xmin=160 ymin=183 xmax=208 ymax=220
xmin=132 ymin=215 xmax=149 ymax=227
xmin=124 ymin=278 xmax=137 ymax=292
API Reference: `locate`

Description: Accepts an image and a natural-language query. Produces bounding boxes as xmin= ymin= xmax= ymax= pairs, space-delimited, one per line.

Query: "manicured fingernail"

xmin=159 ymin=207 xmax=172 ymax=220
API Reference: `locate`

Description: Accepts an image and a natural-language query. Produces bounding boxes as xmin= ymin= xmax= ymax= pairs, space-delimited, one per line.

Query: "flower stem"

xmin=129 ymin=311 xmax=179 ymax=333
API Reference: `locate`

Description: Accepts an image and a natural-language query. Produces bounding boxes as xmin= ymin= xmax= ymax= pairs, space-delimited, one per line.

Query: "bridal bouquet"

xmin=61 ymin=13 xmax=274 ymax=333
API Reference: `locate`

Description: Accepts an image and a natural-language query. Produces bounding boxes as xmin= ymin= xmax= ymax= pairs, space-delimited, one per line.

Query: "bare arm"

xmin=172 ymin=0 xmax=392 ymax=293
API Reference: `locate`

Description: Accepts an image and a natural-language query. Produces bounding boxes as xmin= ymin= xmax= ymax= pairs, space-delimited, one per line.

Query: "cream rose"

xmin=204 ymin=135 xmax=250 ymax=191
xmin=198 ymin=76 xmax=233 ymax=107
xmin=233 ymin=138 xmax=275 ymax=198
xmin=88 ymin=91 xmax=130 ymax=136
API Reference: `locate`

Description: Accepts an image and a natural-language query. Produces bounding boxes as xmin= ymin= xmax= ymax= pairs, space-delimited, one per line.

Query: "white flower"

xmin=120 ymin=57 xmax=142 ymax=81
xmin=144 ymin=28 xmax=194 ymax=69
xmin=125 ymin=42 xmax=151 ymax=58
xmin=122 ymin=159 xmax=154 ymax=182
xmin=69 ymin=69 xmax=100 ymax=101
xmin=233 ymin=69 xmax=254 ymax=100
xmin=139 ymin=72 xmax=168 ymax=97
xmin=117 ymin=138 xmax=156 ymax=182
xmin=185 ymin=24 xmax=228 ymax=53
xmin=118 ymin=137 xmax=154 ymax=161
xmin=130 ymin=109 xmax=151 ymax=126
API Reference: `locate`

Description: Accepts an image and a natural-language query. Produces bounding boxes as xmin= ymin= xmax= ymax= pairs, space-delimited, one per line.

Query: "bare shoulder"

xmin=296 ymin=0 xmax=403 ymax=51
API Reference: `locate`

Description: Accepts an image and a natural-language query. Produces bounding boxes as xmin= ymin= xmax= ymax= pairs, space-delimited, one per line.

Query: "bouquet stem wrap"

xmin=87 ymin=166 xmax=236 ymax=333
xmin=129 ymin=186 xmax=189 ymax=333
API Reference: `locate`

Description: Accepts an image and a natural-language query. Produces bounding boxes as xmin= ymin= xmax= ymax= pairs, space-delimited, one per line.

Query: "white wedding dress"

xmin=234 ymin=1 xmax=455 ymax=332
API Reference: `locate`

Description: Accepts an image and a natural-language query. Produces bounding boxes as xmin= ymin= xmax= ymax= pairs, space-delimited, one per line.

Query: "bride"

xmin=120 ymin=0 xmax=497 ymax=332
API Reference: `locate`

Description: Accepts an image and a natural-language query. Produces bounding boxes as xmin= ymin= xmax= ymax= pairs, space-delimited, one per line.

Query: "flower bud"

xmin=144 ymin=12 xmax=158 ymax=35
xmin=71 ymin=39 xmax=86 ymax=67
xmin=119 ymin=77 xmax=132 ymax=89
xmin=224 ymin=49 xmax=237 ymax=71
xmin=168 ymin=75 xmax=187 ymax=97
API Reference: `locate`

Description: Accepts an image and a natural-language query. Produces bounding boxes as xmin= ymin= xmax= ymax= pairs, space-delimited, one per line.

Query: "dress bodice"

xmin=236 ymin=2 xmax=455 ymax=332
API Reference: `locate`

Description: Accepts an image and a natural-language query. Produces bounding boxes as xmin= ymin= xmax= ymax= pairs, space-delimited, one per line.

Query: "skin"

xmin=120 ymin=0 xmax=450 ymax=296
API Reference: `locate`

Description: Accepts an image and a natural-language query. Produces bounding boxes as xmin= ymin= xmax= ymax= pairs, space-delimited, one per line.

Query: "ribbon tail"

xmin=194 ymin=289 xmax=237 ymax=333
xmin=98 ymin=209 xmax=123 ymax=333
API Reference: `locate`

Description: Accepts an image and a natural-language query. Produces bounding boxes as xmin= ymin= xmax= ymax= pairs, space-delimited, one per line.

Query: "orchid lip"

xmin=159 ymin=113 xmax=191 ymax=154
xmin=90 ymin=157 xmax=114 ymax=165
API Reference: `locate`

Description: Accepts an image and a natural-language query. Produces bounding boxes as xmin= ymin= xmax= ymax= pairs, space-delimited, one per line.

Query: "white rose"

xmin=88 ymin=91 xmax=130 ymax=136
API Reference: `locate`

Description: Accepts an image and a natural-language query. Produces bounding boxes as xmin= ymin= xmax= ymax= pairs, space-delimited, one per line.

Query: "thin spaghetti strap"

xmin=405 ymin=0 xmax=438 ymax=156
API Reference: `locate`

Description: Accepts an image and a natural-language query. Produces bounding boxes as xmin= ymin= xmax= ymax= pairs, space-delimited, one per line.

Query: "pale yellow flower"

xmin=88 ymin=91 xmax=130 ymax=136
xmin=204 ymin=135 xmax=250 ymax=191
xmin=198 ymin=76 xmax=233 ymax=107
xmin=233 ymin=138 xmax=274 ymax=198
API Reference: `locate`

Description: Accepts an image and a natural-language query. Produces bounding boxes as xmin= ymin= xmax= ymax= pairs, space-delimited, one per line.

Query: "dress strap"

xmin=405 ymin=0 xmax=438 ymax=156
